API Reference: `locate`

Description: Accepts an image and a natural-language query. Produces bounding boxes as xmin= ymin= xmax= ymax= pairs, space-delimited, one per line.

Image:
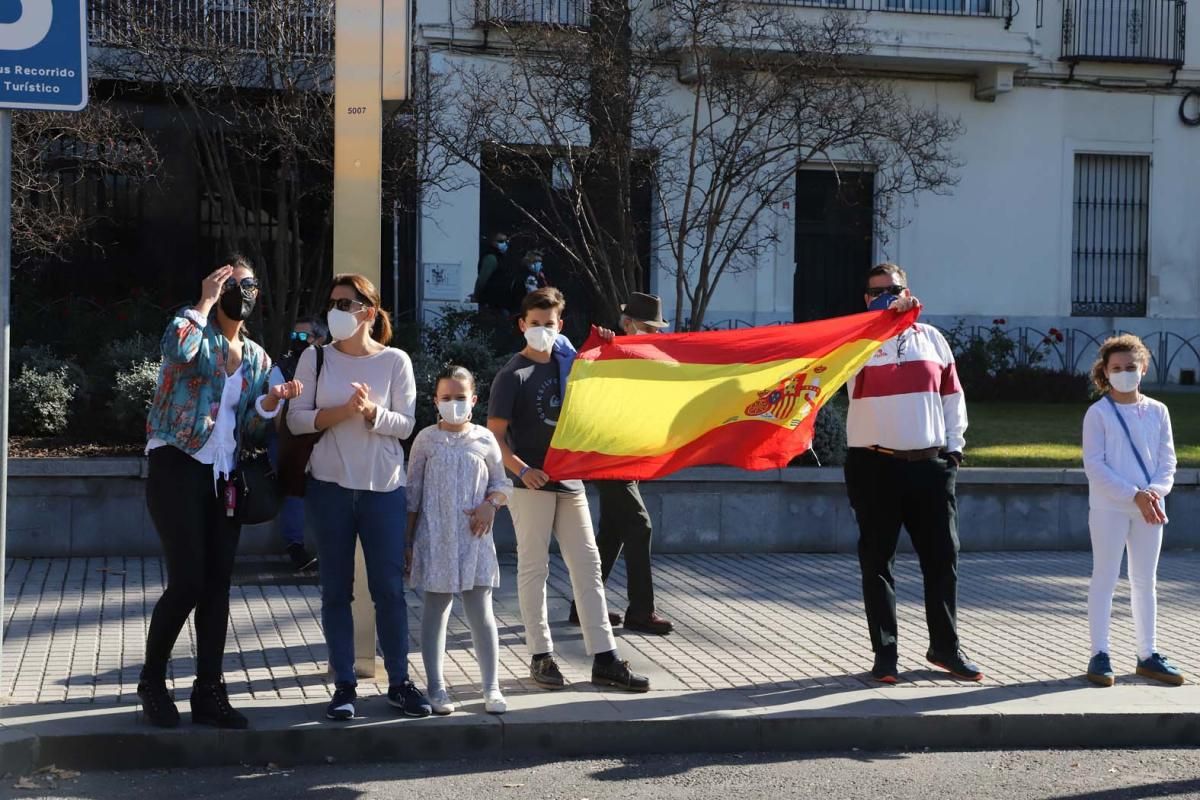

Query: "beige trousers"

xmin=508 ymin=487 xmax=617 ymax=657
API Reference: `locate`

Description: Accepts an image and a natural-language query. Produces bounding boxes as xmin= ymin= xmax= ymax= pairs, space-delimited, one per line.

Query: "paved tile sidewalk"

xmin=4 ymin=552 xmax=1197 ymax=706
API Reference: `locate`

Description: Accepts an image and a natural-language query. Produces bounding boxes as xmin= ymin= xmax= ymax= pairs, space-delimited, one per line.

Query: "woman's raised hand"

xmin=198 ymin=265 xmax=234 ymax=315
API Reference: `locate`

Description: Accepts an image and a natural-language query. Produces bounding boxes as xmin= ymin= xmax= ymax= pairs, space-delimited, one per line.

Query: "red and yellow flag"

xmin=544 ymin=308 xmax=919 ymax=481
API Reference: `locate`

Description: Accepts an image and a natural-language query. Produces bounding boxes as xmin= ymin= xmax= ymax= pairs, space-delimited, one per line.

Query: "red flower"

xmin=1055 ymin=332 xmax=1064 ymax=342
xmin=992 ymin=318 xmax=1006 ymax=325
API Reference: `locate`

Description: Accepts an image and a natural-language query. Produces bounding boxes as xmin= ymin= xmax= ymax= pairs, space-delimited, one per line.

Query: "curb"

xmin=5 ymin=704 xmax=1200 ymax=773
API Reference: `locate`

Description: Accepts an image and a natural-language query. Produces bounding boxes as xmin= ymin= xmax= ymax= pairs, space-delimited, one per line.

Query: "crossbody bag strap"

xmin=1104 ymin=394 xmax=1153 ymax=486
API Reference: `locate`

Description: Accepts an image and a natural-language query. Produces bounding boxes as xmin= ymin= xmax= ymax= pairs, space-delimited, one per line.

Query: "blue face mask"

xmin=531 ymin=261 xmax=543 ymax=274
xmin=868 ymin=293 xmax=898 ymax=311
xmin=496 ymin=241 xmax=508 ymax=254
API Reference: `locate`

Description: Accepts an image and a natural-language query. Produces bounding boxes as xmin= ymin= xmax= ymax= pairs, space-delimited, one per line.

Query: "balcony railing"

xmin=1061 ymin=0 xmax=1187 ymax=65
xmin=477 ymin=0 xmax=591 ymax=27
xmin=88 ymin=0 xmax=334 ymax=55
xmin=743 ymin=0 xmax=1009 ymax=18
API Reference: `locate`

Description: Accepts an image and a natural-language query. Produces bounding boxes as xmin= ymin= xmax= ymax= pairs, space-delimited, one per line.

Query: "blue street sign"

xmin=0 ymin=0 xmax=88 ymax=111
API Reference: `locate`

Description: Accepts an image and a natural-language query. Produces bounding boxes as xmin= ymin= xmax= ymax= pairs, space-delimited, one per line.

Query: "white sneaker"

xmin=429 ymin=688 xmax=455 ymax=715
xmin=484 ymin=690 xmax=507 ymax=715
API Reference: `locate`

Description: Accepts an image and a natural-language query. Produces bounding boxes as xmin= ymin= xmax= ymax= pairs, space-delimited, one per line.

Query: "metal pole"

xmin=0 ymin=110 xmax=12 ymax=700
xmin=335 ymin=0 xmax=385 ymax=680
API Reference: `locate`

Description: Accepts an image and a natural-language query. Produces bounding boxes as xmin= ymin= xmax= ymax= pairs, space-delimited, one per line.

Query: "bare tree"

xmin=657 ymin=1 xmax=962 ymax=330
xmin=11 ymin=94 xmax=157 ymax=261
xmin=429 ymin=2 xmax=961 ymax=330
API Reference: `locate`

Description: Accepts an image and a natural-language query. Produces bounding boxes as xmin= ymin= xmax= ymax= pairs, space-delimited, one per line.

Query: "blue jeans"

xmin=306 ymin=478 xmax=410 ymax=688
xmin=266 ymin=430 xmax=306 ymax=547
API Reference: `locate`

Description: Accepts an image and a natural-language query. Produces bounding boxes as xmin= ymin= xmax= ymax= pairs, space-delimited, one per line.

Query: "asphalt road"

xmin=7 ymin=748 xmax=1200 ymax=800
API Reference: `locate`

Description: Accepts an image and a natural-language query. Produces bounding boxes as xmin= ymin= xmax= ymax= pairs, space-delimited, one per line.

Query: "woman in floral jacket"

xmin=138 ymin=255 xmax=300 ymax=730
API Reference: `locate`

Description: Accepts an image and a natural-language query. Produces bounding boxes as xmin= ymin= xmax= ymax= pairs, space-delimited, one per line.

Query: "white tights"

xmin=421 ymin=588 xmax=499 ymax=695
xmin=1088 ymin=509 xmax=1164 ymax=661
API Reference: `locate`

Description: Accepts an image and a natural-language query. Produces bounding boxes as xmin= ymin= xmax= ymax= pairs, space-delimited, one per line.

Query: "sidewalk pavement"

xmin=3 ymin=551 xmax=1199 ymax=772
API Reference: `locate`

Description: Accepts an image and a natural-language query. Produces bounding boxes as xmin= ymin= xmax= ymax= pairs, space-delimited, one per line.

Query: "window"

xmin=1071 ymin=153 xmax=1149 ymax=317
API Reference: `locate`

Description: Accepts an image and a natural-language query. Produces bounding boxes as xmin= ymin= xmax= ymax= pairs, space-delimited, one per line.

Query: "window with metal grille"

xmin=1071 ymin=153 xmax=1149 ymax=317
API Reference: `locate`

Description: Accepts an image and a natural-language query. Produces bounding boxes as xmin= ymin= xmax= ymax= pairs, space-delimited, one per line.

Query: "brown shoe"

xmin=567 ymin=602 xmax=622 ymax=627
xmin=624 ymin=612 xmax=674 ymax=636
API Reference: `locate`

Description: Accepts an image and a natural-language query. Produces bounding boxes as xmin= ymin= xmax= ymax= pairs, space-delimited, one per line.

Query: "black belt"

xmin=862 ymin=445 xmax=941 ymax=461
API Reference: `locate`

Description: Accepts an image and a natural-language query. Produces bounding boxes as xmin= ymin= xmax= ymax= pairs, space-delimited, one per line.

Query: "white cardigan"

xmin=1082 ymin=395 xmax=1176 ymax=514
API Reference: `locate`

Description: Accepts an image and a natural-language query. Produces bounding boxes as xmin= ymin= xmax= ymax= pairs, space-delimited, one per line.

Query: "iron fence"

xmin=477 ymin=0 xmax=591 ymax=27
xmin=1061 ymin=0 xmax=1187 ymax=65
xmin=88 ymin=0 xmax=335 ymax=55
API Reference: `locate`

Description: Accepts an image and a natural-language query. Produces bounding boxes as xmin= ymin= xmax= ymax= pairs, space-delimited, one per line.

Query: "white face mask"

xmin=327 ymin=308 xmax=363 ymax=342
xmin=1109 ymin=370 xmax=1142 ymax=394
xmin=437 ymin=399 xmax=472 ymax=425
xmin=524 ymin=325 xmax=557 ymax=353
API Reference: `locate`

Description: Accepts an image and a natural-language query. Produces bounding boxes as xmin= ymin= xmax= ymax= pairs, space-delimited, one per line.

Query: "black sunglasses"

xmin=327 ymin=297 xmax=368 ymax=313
xmin=223 ymin=277 xmax=260 ymax=292
xmin=865 ymin=284 xmax=905 ymax=298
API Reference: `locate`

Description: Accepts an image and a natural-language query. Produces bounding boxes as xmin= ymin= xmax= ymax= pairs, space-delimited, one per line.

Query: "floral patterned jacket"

xmin=146 ymin=310 xmax=274 ymax=454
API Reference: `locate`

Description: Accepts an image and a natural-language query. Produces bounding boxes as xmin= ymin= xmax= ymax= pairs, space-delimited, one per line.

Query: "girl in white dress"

xmin=407 ymin=366 xmax=513 ymax=714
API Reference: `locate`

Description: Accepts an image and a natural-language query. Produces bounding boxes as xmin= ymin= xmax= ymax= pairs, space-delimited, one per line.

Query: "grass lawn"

xmin=966 ymin=392 xmax=1200 ymax=469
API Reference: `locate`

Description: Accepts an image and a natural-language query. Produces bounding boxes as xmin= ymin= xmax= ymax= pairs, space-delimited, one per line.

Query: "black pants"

xmin=142 ymin=446 xmax=242 ymax=683
xmin=844 ymin=448 xmax=960 ymax=656
xmin=594 ymin=480 xmax=655 ymax=618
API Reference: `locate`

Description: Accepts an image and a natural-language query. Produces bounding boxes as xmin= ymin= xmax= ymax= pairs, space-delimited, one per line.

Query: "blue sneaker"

xmin=387 ymin=681 xmax=433 ymax=717
xmin=326 ymin=683 xmax=356 ymax=721
xmin=1086 ymin=652 xmax=1114 ymax=687
xmin=1136 ymin=653 xmax=1185 ymax=686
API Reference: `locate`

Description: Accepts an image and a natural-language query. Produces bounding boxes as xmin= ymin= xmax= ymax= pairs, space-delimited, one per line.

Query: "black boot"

xmin=136 ymin=680 xmax=180 ymax=728
xmin=190 ymin=679 xmax=249 ymax=729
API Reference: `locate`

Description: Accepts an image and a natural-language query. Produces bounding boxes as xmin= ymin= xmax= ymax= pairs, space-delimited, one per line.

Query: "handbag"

xmin=1104 ymin=393 xmax=1153 ymax=486
xmin=230 ymin=446 xmax=283 ymax=526
xmin=276 ymin=344 xmax=325 ymax=497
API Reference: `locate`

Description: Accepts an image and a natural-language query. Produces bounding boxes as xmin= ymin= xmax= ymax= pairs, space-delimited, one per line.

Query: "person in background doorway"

xmin=472 ymin=231 xmax=511 ymax=311
xmin=268 ymin=316 xmax=327 ymax=572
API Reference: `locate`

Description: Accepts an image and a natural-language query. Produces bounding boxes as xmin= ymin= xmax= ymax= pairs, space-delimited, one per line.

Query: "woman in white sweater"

xmin=1082 ymin=334 xmax=1182 ymax=687
xmin=288 ymin=273 xmax=432 ymax=721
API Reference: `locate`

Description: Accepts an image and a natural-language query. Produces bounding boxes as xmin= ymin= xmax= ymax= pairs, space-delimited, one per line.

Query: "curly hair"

xmin=1090 ymin=334 xmax=1151 ymax=395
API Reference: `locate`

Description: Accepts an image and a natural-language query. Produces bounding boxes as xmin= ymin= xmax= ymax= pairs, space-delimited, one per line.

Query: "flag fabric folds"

xmin=543 ymin=308 xmax=920 ymax=481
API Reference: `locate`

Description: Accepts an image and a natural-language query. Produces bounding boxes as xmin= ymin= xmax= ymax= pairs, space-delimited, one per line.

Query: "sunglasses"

xmin=223 ymin=277 xmax=260 ymax=292
xmin=327 ymin=297 xmax=369 ymax=313
xmin=865 ymin=284 xmax=905 ymax=298
xmin=290 ymin=331 xmax=311 ymax=342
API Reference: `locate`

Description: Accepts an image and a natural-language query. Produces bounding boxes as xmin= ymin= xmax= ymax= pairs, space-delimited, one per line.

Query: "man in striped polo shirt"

xmin=844 ymin=263 xmax=984 ymax=685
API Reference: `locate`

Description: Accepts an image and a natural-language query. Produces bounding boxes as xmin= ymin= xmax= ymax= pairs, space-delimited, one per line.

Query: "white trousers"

xmin=509 ymin=488 xmax=617 ymax=657
xmin=1088 ymin=508 xmax=1164 ymax=661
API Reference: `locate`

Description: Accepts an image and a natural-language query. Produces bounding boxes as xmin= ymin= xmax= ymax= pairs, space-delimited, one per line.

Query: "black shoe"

xmin=326 ymin=684 xmax=357 ymax=721
xmin=591 ymin=658 xmax=651 ymax=692
xmin=190 ymin=679 xmax=249 ymax=729
xmin=870 ymin=654 xmax=899 ymax=684
xmin=927 ymin=648 xmax=984 ymax=682
xmin=567 ymin=602 xmax=622 ymax=627
xmin=387 ymin=681 xmax=432 ymax=717
xmin=287 ymin=542 xmax=318 ymax=572
xmin=530 ymin=655 xmax=567 ymax=690
xmin=624 ymin=611 xmax=674 ymax=636
xmin=136 ymin=680 xmax=180 ymax=728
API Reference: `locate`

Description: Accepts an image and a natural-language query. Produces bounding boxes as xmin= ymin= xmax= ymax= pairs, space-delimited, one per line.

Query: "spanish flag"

xmin=544 ymin=308 xmax=920 ymax=481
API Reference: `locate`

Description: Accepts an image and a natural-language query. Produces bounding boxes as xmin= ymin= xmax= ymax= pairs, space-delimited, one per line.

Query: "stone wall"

xmin=7 ymin=459 xmax=1199 ymax=557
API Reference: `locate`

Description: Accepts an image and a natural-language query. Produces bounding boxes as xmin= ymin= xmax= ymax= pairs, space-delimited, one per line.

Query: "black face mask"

xmin=220 ymin=287 xmax=257 ymax=322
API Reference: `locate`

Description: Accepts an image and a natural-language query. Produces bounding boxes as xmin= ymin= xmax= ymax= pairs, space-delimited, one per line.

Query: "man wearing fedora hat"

xmin=567 ymin=292 xmax=675 ymax=635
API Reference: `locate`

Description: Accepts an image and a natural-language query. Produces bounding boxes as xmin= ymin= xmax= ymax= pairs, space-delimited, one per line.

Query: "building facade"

xmin=417 ymin=0 xmax=1200 ymax=382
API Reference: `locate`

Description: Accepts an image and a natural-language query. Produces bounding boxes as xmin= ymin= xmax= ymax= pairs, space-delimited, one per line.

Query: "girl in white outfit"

xmin=1082 ymin=334 xmax=1183 ymax=687
xmin=407 ymin=366 xmax=513 ymax=714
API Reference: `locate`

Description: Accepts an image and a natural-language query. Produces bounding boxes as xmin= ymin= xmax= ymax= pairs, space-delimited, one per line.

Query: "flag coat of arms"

xmin=543 ymin=308 xmax=919 ymax=481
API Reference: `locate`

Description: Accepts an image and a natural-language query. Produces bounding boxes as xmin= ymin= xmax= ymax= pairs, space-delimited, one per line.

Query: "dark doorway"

xmin=793 ymin=169 xmax=875 ymax=322
xmin=479 ymin=148 xmax=653 ymax=345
